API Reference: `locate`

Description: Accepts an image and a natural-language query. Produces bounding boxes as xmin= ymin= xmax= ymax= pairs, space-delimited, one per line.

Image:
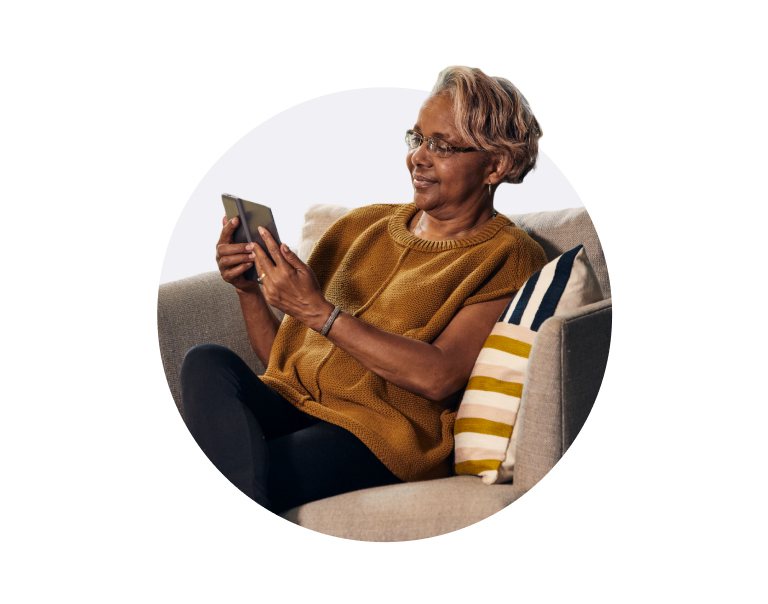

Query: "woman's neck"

xmin=408 ymin=205 xmax=497 ymax=241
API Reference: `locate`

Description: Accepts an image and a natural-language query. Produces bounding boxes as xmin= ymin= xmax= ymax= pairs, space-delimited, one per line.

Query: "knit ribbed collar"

xmin=388 ymin=202 xmax=512 ymax=252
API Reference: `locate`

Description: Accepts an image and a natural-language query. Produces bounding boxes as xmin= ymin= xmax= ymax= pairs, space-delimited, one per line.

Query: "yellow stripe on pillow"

xmin=466 ymin=376 xmax=523 ymax=398
xmin=455 ymin=417 xmax=513 ymax=439
xmin=454 ymin=446 xmax=507 ymax=464
xmin=455 ymin=459 xmax=502 ymax=476
xmin=483 ymin=335 xmax=532 ymax=358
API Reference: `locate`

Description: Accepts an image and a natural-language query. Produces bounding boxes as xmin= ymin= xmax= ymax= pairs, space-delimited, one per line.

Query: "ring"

xmin=259 ymin=273 xmax=267 ymax=280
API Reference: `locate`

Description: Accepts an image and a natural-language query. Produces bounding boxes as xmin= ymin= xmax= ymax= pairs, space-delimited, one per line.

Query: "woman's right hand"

xmin=216 ymin=215 xmax=260 ymax=294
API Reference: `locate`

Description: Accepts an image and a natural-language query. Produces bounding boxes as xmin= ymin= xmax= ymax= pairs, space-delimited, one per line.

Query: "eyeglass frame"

xmin=405 ymin=129 xmax=479 ymax=157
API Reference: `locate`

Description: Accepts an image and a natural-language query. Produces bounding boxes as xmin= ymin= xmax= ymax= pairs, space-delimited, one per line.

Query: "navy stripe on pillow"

xmin=507 ymin=270 xmax=540 ymax=325
xmin=530 ymin=245 xmax=583 ymax=331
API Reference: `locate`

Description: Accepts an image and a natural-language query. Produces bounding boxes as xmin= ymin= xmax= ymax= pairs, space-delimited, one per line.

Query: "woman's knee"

xmin=179 ymin=345 xmax=248 ymax=409
xmin=180 ymin=344 xmax=247 ymax=420
xmin=180 ymin=343 xmax=238 ymax=378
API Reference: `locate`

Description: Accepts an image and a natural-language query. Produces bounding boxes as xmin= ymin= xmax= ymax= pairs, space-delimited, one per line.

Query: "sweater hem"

xmin=259 ymin=375 xmax=452 ymax=483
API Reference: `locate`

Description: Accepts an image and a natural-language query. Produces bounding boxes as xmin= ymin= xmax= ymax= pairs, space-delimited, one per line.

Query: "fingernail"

xmin=258 ymin=227 xmax=265 ymax=235
xmin=246 ymin=243 xmax=253 ymax=250
xmin=281 ymin=243 xmax=288 ymax=252
xmin=249 ymin=253 xmax=255 ymax=259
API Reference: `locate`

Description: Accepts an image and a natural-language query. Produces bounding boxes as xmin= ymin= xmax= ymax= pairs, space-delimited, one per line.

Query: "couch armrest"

xmin=511 ymin=297 xmax=612 ymax=499
xmin=156 ymin=270 xmax=285 ymax=416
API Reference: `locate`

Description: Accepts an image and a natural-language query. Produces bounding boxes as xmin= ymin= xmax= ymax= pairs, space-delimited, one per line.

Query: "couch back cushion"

xmin=297 ymin=204 xmax=610 ymax=299
xmin=297 ymin=204 xmax=356 ymax=265
xmin=508 ymin=207 xmax=610 ymax=298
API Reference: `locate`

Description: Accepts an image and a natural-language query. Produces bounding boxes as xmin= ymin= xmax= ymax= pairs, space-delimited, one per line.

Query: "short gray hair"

xmin=431 ymin=66 xmax=543 ymax=184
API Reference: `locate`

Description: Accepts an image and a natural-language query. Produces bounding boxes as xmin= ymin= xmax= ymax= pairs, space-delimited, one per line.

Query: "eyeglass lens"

xmin=405 ymin=130 xmax=452 ymax=157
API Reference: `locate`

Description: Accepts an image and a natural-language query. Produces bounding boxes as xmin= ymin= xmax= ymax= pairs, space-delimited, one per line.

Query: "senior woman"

xmin=180 ymin=66 xmax=548 ymax=514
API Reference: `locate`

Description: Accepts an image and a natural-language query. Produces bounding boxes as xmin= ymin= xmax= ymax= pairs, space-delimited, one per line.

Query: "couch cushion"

xmin=454 ymin=245 xmax=604 ymax=484
xmin=297 ymin=204 xmax=354 ymax=263
xmin=278 ymin=475 xmax=518 ymax=541
xmin=508 ymin=207 xmax=610 ymax=298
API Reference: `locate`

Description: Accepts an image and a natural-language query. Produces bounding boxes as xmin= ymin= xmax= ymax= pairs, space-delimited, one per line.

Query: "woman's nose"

xmin=410 ymin=141 xmax=432 ymax=167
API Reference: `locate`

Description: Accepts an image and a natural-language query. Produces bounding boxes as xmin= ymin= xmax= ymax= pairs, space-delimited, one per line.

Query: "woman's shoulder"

xmin=494 ymin=221 xmax=544 ymax=251
xmin=491 ymin=222 xmax=549 ymax=273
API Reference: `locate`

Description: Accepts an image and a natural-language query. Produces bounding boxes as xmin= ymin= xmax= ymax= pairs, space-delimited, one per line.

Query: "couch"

xmin=157 ymin=205 xmax=612 ymax=541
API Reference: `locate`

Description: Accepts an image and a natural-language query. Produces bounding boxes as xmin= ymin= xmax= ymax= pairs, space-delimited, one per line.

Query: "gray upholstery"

xmin=157 ymin=273 xmax=284 ymax=416
xmin=156 ymin=207 xmax=612 ymax=540
xmin=509 ymin=207 xmax=611 ymax=298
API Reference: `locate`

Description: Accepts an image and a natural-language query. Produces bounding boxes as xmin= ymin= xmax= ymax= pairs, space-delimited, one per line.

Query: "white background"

xmin=161 ymin=88 xmax=582 ymax=283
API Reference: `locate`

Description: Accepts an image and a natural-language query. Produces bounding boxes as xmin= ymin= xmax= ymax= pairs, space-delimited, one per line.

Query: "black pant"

xmin=180 ymin=344 xmax=402 ymax=513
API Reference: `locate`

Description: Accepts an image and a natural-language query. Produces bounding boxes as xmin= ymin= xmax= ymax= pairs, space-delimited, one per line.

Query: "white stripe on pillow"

xmin=458 ymin=390 xmax=521 ymax=411
xmin=456 ymin=403 xmax=519 ymax=425
xmin=490 ymin=322 xmax=538 ymax=344
xmin=474 ymin=348 xmax=529 ymax=373
xmin=469 ymin=363 xmax=526 ymax=383
xmin=454 ymin=431 xmax=510 ymax=451
xmin=454 ymin=447 xmax=507 ymax=464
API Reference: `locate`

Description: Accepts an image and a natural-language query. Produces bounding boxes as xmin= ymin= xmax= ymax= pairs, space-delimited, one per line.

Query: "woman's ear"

xmin=489 ymin=155 xmax=513 ymax=185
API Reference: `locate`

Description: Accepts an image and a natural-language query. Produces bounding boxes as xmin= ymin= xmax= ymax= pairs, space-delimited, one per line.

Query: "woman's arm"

xmin=215 ymin=215 xmax=281 ymax=368
xmin=319 ymin=295 xmax=513 ymax=401
xmin=253 ymin=226 xmax=513 ymax=402
xmin=236 ymin=290 xmax=281 ymax=369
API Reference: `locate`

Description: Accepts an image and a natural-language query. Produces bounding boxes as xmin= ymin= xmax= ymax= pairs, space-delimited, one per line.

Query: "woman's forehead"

xmin=414 ymin=94 xmax=458 ymax=141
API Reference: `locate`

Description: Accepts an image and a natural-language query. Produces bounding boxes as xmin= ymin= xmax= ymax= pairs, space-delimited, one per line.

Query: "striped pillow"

xmin=454 ymin=245 xmax=604 ymax=484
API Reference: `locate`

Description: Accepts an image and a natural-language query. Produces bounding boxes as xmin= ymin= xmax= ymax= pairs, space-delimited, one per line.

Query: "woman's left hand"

xmin=252 ymin=227 xmax=334 ymax=331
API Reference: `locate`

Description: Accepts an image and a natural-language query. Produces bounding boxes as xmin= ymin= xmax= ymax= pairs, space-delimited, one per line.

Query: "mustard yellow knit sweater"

xmin=259 ymin=203 xmax=547 ymax=482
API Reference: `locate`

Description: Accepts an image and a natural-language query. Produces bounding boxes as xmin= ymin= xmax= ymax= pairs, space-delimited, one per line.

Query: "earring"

xmin=488 ymin=181 xmax=492 ymax=196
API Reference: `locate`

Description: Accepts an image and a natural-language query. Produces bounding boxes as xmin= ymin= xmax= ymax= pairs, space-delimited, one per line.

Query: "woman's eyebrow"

xmin=412 ymin=126 xmax=454 ymax=141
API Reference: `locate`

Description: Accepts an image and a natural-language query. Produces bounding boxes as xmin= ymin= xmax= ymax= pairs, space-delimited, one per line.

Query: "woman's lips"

xmin=413 ymin=176 xmax=437 ymax=189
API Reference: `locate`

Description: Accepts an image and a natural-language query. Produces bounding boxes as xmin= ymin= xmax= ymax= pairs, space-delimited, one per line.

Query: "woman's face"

xmin=406 ymin=93 xmax=493 ymax=216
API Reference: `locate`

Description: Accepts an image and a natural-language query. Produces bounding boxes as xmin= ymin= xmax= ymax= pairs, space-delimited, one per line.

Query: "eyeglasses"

xmin=405 ymin=130 xmax=478 ymax=158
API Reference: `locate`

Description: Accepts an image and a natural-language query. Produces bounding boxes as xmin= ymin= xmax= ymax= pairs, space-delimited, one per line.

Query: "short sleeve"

xmin=461 ymin=228 xmax=548 ymax=308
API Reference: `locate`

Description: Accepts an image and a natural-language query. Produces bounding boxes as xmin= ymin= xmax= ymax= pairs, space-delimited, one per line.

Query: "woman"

xmin=180 ymin=66 xmax=549 ymax=513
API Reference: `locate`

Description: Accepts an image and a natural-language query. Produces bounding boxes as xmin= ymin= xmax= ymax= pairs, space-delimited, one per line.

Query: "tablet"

xmin=222 ymin=193 xmax=283 ymax=282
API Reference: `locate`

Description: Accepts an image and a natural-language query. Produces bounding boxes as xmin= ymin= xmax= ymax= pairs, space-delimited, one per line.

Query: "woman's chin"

xmin=411 ymin=190 xmax=438 ymax=211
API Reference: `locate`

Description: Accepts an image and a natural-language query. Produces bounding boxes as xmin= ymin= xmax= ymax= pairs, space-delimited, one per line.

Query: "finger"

xmin=217 ymin=216 xmax=240 ymax=246
xmin=216 ymin=242 xmax=254 ymax=259
xmin=219 ymin=253 xmax=256 ymax=268
xmin=222 ymin=215 xmax=228 ymax=227
xmin=223 ymin=262 xmax=253 ymax=280
xmin=257 ymin=227 xmax=290 ymax=270
xmin=251 ymin=241 xmax=275 ymax=274
xmin=278 ymin=243 xmax=304 ymax=269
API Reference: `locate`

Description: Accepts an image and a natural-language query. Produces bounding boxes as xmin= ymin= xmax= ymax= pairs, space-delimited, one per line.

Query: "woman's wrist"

xmin=306 ymin=300 xmax=337 ymax=333
xmin=319 ymin=305 xmax=342 ymax=336
xmin=236 ymin=283 xmax=264 ymax=297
